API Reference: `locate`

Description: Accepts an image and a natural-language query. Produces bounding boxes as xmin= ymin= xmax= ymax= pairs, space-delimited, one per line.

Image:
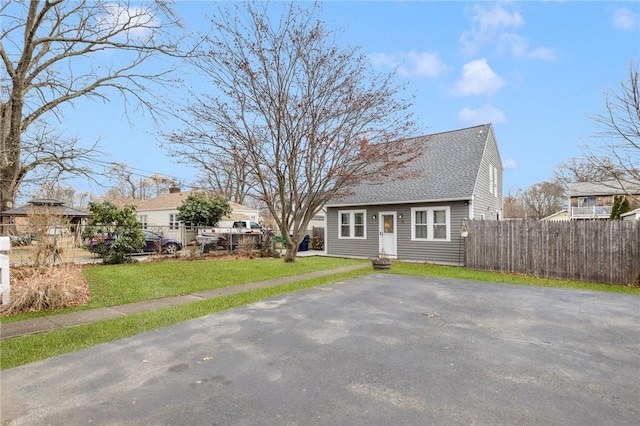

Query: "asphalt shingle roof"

xmin=327 ymin=124 xmax=492 ymax=206
xmin=568 ymin=180 xmax=640 ymax=197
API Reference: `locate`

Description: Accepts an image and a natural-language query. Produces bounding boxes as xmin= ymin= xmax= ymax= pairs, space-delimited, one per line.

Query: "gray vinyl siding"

xmin=326 ymin=201 xmax=469 ymax=265
xmin=472 ymin=128 xmax=503 ymax=220
xmin=326 ymin=207 xmax=378 ymax=257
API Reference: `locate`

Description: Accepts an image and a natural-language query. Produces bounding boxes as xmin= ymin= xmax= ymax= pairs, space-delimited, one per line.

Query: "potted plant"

xmin=371 ymin=250 xmax=392 ymax=270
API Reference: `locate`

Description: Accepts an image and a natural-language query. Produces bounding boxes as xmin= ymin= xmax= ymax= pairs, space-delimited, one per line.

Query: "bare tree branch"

xmin=1 ymin=0 xmax=185 ymax=213
xmin=161 ymin=1 xmax=416 ymax=261
xmin=583 ymin=61 xmax=640 ymax=201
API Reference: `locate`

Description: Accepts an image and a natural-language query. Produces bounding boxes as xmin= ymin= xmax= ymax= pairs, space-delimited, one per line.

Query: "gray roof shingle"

xmin=568 ymin=180 xmax=640 ymax=197
xmin=327 ymin=124 xmax=492 ymax=206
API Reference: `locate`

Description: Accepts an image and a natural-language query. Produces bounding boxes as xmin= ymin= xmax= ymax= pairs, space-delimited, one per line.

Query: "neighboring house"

xmin=567 ymin=180 xmax=640 ymax=220
xmin=114 ymin=189 xmax=259 ymax=244
xmin=541 ymin=210 xmax=569 ymax=221
xmin=325 ymin=123 xmax=503 ymax=265
xmin=621 ymin=208 xmax=640 ymax=221
xmin=0 ymin=199 xmax=92 ymax=244
xmin=306 ymin=208 xmax=326 ymax=233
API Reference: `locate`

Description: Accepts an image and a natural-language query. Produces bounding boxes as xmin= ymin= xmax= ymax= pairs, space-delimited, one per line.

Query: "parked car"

xmin=87 ymin=230 xmax=182 ymax=255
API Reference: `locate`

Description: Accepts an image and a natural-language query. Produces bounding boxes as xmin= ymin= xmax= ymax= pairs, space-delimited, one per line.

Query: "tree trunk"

xmin=284 ymin=246 xmax=298 ymax=262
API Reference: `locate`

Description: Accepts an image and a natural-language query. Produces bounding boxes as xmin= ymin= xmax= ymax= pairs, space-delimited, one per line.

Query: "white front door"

xmin=378 ymin=211 xmax=397 ymax=258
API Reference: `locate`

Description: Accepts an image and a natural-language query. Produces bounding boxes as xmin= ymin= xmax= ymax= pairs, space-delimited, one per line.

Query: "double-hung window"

xmin=338 ymin=210 xmax=366 ymax=239
xmin=169 ymin=214 xmax=179 ymax=230
xmin=411 ymin=207 xmax=450 ymax=241
xmin=138 ymin=215 xmax=148 ymax=230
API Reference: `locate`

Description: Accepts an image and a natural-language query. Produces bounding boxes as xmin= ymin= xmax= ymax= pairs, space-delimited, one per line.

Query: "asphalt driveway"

xmin=1 ymin=274 xmax=639 ymax=425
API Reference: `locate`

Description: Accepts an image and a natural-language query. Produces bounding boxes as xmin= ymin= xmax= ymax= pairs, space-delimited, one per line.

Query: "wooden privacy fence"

xmin=465 ymin=220 xmax=640 ymax=285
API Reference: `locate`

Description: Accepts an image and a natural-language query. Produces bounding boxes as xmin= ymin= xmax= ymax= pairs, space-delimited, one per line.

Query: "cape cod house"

xmin=324 ymin=124 xmax=503 ymax=265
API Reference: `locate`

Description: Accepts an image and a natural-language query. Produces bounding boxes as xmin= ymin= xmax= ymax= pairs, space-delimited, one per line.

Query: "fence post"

xmin=0 ymin=236 xmax=10 ymax=306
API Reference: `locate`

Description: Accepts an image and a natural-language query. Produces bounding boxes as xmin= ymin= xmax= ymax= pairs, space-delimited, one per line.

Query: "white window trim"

xmin=169 ymin=213 xmax=179 ymax=230
xmin=410 ymin=206 xmax=451 ymax=242
xmin=338 ymin=209 xmax=367 ymax=239
xmin=493 ymin=165 xmax=498 ymax=197
xmin=489 ymin=163 xmax=494 ymax=194
xmin=139 ymin=214 xmax=148 ymax=230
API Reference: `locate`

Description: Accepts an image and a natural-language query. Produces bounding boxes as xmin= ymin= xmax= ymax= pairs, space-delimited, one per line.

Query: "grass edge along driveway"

xmin=2 ymin=258 xmax=639 ymax=370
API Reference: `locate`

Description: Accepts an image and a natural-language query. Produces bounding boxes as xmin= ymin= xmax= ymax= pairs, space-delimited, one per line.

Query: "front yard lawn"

xmin=1 ymin=256 xmax=367 ymax=323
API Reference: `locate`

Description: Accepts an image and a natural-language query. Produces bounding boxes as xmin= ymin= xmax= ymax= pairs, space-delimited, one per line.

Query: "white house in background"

xmin=114 ymin=188 xmax=259 ymax=244
xmin=541 ymin=210 xmax=569 ymax=221
xmin=621 ymin=208 xmax=640 ymax=221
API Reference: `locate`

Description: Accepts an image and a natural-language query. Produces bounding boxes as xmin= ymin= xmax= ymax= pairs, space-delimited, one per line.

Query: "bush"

xmin=82 ymin=201 xmax=144 ymax=264
xmin=1 ymin=265 xmax=89 ymax=315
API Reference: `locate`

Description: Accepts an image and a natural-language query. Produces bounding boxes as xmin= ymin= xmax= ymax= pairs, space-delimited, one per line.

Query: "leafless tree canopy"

xmin=163 ymin=1 xmax=415 ymax=261
xmin=521 ymin=181 xmax=566 ymax=220
xmin=553 ymin=157 xmax=623 ymax=187
xmin=0 ymin=0 xmax=183 ymax=213
xmin=503 ymin=182 xmax=566 ymax=220
xmin=584 ymin=62 xmax=640 ymax=195
xmin=102 ymin=163 xmax=176 ymax=201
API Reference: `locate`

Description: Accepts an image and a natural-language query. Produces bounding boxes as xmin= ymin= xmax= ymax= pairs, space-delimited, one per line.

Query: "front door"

xmin=379 ymin=212 xmax=397 ymax=258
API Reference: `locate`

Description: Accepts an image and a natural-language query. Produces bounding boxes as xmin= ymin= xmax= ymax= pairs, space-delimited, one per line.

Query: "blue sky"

xmin=61 ymin=1 xmax=639 ymax=197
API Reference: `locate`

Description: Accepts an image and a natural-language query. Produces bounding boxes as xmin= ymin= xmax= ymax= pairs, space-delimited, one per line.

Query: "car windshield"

xmin=142 ymin=230 xmax=160 ymax=239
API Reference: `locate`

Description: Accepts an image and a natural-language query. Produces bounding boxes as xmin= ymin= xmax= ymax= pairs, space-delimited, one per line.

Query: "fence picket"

xmin=465 ymin=220 xmax=639 ymax=285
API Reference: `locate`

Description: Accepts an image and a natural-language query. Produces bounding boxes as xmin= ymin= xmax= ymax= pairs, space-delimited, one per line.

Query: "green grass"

xmin=2 ymin=258 xmax=638 ymax=370
xmin=386 ymin=262 xmax=640 ymax=294
xmin=0 ymin=256 xmax=366 ymax=323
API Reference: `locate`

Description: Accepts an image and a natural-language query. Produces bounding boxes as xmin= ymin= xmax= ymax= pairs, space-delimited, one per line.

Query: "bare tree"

xmin=584 ymin=62 xmax=640 ymax=198
xmin=191 ymin=155 xmax=254 ymax=205
xmin=163 ymin=1 xmax=415 ymax=262
xmin=0 ymin=1 xmax=183 ymax=214
xmin=33 ymin=182 xmax=90 ymax=209
xmin=502 ymin=190 xmax=525 ymax=220
xmin=521 ymin=181 xmax=566 ymax=220
xmin=103 ymin=163 xmax=176 ymax=200
xmin=553 ymin=157 xmax=623 ymax=186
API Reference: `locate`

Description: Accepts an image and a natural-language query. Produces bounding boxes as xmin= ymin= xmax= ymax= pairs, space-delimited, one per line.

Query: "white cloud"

xmin=460 ymin=3 xmax=553 ymax=61
xmin=458 ymin=105 xmax=506 ymax=126
xmin=613 ymin=8 xmax=639 ymax=30
xmin=97 ymin=4 xmax=159 ymax=42
xmin=459 ymin=4 xmax=524 ymax=55
xmin=503 ymin=158 xmax=517 ymax=170
xmin=453 ymin=59 xmax=505 ymax=96
xmin=498 ymin=33 xmax=556 ymax=60
xmin=370 ymin=50 xmax=447 ymax=78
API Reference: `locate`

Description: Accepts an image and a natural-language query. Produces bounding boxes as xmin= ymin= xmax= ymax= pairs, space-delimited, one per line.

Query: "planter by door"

xmin=371 ymin=258 xmax=392 ymax=270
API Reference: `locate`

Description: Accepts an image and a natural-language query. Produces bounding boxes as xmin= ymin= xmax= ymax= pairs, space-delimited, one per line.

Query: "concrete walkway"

xmin=0 ymin=262 xmax=369 ymax=340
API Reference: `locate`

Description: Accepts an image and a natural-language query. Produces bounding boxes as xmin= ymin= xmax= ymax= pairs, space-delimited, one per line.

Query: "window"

xmin=489 ymin=163 xmax=494 ymax=194
xmin=338 ymin=210 xmax=366 ymax=239
xmin=411 ymin=207 xmax=450 ymax=241
xmin=415 ymin=211 xmax=428 ymax=239
xmin=169 ymin=214 xmax=179 ymax=230
xmin=138 ymin=215 xmax=148 ymax=230
xmin=489 ymin=163 xmax=498 ymax=197
xmin=433 ymin=210 xmax=447 ymax=239
xmin=578 ymin=197 xmax=596 ymax=207
xmin=493 ymin=165 xmax=498 ymax=197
